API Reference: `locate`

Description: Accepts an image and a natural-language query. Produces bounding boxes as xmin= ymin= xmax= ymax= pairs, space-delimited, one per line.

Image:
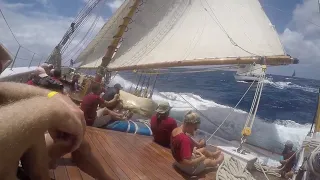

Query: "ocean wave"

xmin=263 ymin=79 xmax=317 ymax=93
xmin=236 ymin=80 xmax=249 ymax=84
xmin=110 ymin=74 xmax=310 ymax=154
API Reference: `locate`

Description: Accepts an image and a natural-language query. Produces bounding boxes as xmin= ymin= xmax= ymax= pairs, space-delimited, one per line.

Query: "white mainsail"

xmin=75 ymin=0 xmax=134 ymax=66
xmin=80 ymin=0 xmax=288 ymax=70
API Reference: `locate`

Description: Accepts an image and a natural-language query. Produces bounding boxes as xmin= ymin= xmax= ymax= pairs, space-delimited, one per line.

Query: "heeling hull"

xmin=0 ymin=67 xmax=37 ymax=82
xmin=234 ymin=74 xmax=272 ymax=82
xmin=234 ymin=74 xmax=259 ymax=82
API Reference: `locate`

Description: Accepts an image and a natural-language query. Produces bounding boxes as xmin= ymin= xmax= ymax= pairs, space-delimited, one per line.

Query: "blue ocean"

xmin=96 ymin=68 xmax=320 ymax=154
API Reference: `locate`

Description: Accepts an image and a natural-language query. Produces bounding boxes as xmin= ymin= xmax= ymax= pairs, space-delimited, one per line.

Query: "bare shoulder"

xmin=171 ymin=126 xmax=182 ymax=136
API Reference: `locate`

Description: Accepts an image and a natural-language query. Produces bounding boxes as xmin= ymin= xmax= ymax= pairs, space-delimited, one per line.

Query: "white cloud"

xmin=0 ymin=0 xmax=105 ymax=67
xmin=2 ymin=2 xmax=34 ymax=10
xmin=279 ymin=0 xmax=320 ymax=64
xmin=36 ymin=0 xmax=49 ymax=6
xmin=107 ymin=0 xmax=124 ymax=12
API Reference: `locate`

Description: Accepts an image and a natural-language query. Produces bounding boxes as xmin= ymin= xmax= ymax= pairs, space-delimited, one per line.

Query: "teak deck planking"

xmin=51 ymin=127 xmax=217 ymax=180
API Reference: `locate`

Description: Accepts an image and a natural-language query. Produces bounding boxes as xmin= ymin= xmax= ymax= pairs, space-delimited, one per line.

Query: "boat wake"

xmin=110 ymin=74 xmax=311 ymax=154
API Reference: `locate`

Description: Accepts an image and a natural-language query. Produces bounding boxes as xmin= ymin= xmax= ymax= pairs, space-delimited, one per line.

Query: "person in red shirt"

xmin=81 ymin=83 xmax=124 ymax=126
xmin=51 ymin=69 xmax=62 ymax=83
xmin=150 ymin=101 xmax=177 ymax=147
xmin=171 ymin=111 xmax=224 ymax=175
xmin=26 ymin=73 xmax=37 ymax=85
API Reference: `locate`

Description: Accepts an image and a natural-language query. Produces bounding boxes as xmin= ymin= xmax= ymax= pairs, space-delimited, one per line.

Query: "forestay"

xmin=75 ymin=0 xmax=134 ymax=66
xmin=80 ymin=0 xmax=288 ymax=70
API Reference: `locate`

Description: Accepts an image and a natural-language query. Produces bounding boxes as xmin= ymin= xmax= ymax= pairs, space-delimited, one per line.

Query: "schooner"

xmin=68 ymin=0 xmax=300 ymax=179
xmin=9 ymin=0 xmax=320 ymax=179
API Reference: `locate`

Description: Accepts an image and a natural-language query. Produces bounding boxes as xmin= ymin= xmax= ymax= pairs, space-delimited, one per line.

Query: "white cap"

xmin=35 ymin=67 xmax=48 ymax=78
xmin=40 ymin=63 xmax=49 ymax=69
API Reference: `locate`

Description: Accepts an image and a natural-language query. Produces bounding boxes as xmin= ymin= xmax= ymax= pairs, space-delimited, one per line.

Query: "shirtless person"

xmin=0 ymin=82 xmax=113 ymax=180
xmin=278 ymin=140 xmax=296 ymax=179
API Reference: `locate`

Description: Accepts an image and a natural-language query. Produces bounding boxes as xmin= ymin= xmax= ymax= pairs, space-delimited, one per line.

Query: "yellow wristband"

xmin=47 ymin=91 xmax=58 ymax=98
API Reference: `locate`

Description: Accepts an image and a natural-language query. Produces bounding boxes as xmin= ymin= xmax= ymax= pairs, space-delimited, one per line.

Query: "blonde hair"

xmin=183 ymin=110 xmax=200 ymax=124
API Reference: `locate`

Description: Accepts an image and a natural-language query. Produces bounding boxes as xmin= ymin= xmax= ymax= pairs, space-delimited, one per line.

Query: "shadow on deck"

xmin=51 ymin=127 xmax=217 ymax=180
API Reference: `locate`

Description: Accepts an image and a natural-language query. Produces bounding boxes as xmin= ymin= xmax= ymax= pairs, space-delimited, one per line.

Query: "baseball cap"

xmin=40 ymin=63 xmax=49 ymax=68
xmin=35 ymin=67 xmax=48 ymax=78
xmin=114 ymin=83 xmax=123 ymax=89
xmin=156 ymin=101 xmax=171 ymax=114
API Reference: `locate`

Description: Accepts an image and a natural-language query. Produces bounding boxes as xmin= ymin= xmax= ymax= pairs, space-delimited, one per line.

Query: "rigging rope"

xmin=134 ymin=73 xmax=143 ymax=94
xmin=143 ymin=75 xmax=152 ymax=98
xmin=148 ymin=74 xmax=158 ymax=98
xmin=138 ymin=74 xmax=148 ymax=96
xmin=0 ymin=8 xmax=40 ymax=58
xmin=47 ymin=0 xmax=102 ymax=63
xmin=63 ymin=13 xmax=101 ymax=61
xmin=206 ymin=79 xmax=256 ymax=143
xmin=200 ymin=0 xmax=260 ymax=57
xmin=177 ymin=93 xmax=230 ymax=135
xmin=216 ymin=157 xmax=255 ymax=180
xmin=0 ymin=8 xmax=20 ymax=46
xmin=129 ymin=71 xmax=141 ymax=93
xmin=237 ymin=65 xmax=266 ymax=153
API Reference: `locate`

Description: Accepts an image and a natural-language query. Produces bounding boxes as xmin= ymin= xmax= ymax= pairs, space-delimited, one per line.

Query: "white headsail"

xmin=75 ymin=0 xmax=134 ymax=66
xmin=80 ymin=0 xmax=290 ymax=70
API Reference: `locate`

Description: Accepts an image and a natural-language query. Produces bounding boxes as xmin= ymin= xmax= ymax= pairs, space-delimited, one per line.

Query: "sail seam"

xmin=200 ymin=0 xmax=260 ymax=57
xmin=116 ymin=0 xmax=189 ymax=68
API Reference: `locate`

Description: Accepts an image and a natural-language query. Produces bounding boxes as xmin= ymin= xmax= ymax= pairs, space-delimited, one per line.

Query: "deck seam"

xmin=85 ymin=132 xmax=121 ymax=179
xmin=91 ymin=130 xmax=141 ymax=180
xmin=104 ymin=130 xmax=169 ymax=180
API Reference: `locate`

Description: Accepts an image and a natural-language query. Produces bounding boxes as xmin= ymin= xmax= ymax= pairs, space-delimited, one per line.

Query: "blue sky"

xmin=261 ymin=0 xmax=303 ymax=31
xmin=1 ymin=0 xmax=320 ymax=79
xmin=4 ymin=0 xmax=116 ymax=17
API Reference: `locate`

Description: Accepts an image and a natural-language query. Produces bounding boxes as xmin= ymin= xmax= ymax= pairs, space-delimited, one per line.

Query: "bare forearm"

xmin=0 ymin=97 xmax=60 ymax=141
xmin=105 ymin=99 xmax=118 ymax=108
xmin=194 ymin=141 xmax=201 ymax=148
xmin=181 ymin=157 xmax=205 ymax=166
xmin=0 ymin=82 xmax=50 ymax=104
xmin=190 ymin=137 xmax=203 ymax=148
xmin=104 ymin=108 xmax=123 ymax=119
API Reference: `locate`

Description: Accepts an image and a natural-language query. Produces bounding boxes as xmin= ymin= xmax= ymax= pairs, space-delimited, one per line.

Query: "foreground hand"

xmin=199 ymin=139 xmax=206 ymax=147
xmin=48 ymin=93 xmax=86 ymax=152
xmin=195 ymin=150 xmax=206 ymax=161
xmin=215 ymin=153 xmax=224 ymax=165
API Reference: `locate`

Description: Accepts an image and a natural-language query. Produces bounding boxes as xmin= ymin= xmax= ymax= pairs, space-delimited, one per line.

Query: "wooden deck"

xmin=51 ymin=127 xmax=217 ymax=180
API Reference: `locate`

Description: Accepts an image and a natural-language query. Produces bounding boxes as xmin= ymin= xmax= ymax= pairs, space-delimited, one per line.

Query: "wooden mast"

xmin=313 ymin=89 xmax=320 ymax=137
xmin=94 ymin=0 xmax=141 ymax=83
